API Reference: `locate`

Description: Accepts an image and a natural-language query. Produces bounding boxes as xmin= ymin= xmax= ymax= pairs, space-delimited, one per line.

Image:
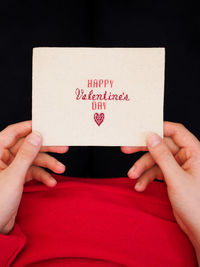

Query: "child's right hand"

xmin=0 ymin=121 xmax=68 ymax=235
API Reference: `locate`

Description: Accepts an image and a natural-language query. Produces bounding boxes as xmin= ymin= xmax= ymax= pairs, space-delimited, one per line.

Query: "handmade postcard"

xmin=32 ymin=47 xmax=165 ymax=146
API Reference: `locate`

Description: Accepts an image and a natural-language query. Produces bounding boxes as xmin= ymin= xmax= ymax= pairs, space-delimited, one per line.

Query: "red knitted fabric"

xmin=0 ymin=175 xmax=197 ymax=266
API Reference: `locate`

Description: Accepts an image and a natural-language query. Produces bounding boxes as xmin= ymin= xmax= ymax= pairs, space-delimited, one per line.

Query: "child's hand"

xmin=0 ymin=121 xmax=68 ymax=235
xmin=0 ymin=121 xmax=68 ymax=187
xmin=122 ymin=122 xmax=200 ymax=262
xmin=121 ymin=122 xmax=187 ymax=192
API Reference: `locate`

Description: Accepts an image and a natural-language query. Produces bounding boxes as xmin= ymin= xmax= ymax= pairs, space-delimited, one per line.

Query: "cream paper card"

xmin=32 ymin=47 xmax=165 ymax=146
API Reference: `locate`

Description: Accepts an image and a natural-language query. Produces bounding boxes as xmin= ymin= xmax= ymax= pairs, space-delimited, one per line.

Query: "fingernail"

xmin=27 ymin=131 xmax=41 ymax=146
xmin=147 ymin=134 xmax=161 ymax=148
xmin=128 ymin=166 xmax=140 ymax=179
xmin=128 ymin=165 xmax=135 ymax=175
xmin=123 ymin=146 xmax=134 ymax=153
xmin=134 ymin=181 xmax=143 ymax=191
xmin=57 ymin=162 xmax=65 ymax=170
xmin=49 ymin=177 xmax=57 ymax=186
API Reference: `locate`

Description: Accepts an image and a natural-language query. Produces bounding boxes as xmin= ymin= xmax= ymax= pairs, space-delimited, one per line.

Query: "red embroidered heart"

xmin=94 ymin=113 xmax=104 ymax=126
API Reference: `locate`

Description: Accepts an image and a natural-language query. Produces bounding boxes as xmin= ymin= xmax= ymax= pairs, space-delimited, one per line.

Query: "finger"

xmin=121 ymin=134 xmax=180 ymax=154
xmin=40 ymin=146 xmax=69 ymax=153
xmin=11 ymin=138 xmax=69 ymax=155
xmin=128 ymin=152 xmax=153 ymax=179
xmin=174 ymin=148 xmax=189 ymax=166
xmin=175 ymin=148 xmax=200 ymax=176
xmin=0 ymin=121 xmax=32 ymax=156
xmin=26 ymin=166 xmax=57 ymax=187
xmin=9 ymin=138 xmax=24 ymax=155
xmin=6 ymin=131 xmax=42 ymax=181
xmin=146 ymin=133 xmax=185 ymax=186
xmin=0 ymin=160 xmax=8 ymax=170
xmin=164 ymin=121 xmax=200 ymax=150
xmin=134 ymin=166 xmax=163 ymax=192
xmin=164 ymin=136 xmax=180 ymax=153
xmin=128 ymin=137 xmax=180 ymax=179
xmin=33 ymin=152 xmax=66 ymax=173
xmin=10 ymin=142 xmax=67 ymax=173
xmin=0 ymin=149 xmax=11 ymax=163
xmin=121 ymin=146 xmax=148 ymax=154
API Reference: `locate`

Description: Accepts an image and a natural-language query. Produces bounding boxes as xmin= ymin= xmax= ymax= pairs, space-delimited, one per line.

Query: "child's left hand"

xmin=121 ymin=121 xmax=188 ymax=192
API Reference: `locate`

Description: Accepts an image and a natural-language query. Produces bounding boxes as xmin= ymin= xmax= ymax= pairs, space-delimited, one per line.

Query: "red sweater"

xmin=0 ymin=175 xmax=197 ymax=266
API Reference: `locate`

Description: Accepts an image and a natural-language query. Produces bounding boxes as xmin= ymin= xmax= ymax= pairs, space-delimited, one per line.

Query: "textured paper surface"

xmin=32 ymin=47 xmax=165 ymax=146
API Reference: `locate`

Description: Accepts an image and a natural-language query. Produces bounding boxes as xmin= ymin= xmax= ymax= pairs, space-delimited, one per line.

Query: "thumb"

xmin=146 ymin=133 xmax=185 ymax=185
xmin=7 ymin=131 xmax=42 ymax=180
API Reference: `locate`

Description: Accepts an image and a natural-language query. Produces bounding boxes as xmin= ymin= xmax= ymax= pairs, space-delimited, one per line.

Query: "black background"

xmin=0 ymin=0 xmax=199 ymax=178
